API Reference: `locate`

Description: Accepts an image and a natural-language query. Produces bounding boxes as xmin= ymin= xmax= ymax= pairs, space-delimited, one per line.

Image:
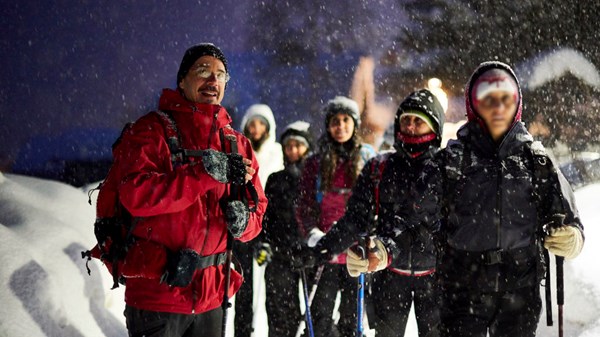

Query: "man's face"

xmin=476 ymin=91 xmax=517 ymax=141
xmin=399 ymin=115 xmax=433 ymax=136
xmin=284 ymin=139 xmax=308 ymax=163
xmin=327 ymin=113 xmax=355 ymax=143
xmin=178 ymin=55 xmax=227 ymax=105
xmin=246 ymin=118 xmax=268 ymax=142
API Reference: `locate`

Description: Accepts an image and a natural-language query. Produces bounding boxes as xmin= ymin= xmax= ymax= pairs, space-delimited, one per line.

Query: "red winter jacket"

xmin=297 ymin=155 xmax=353 ymax=235
xmin=113 ymin=89 xmax=267 ymax=314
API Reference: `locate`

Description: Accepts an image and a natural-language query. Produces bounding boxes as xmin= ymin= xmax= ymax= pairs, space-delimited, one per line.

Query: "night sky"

xmin=0 ymin=1 xmax=253 ymax=169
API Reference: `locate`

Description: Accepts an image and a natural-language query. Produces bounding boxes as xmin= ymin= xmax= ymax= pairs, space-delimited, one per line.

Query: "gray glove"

xmin=202 ymin=149 xmax=247 ymax=185
xmin=225 ymin=200 xmax=249 ymax=238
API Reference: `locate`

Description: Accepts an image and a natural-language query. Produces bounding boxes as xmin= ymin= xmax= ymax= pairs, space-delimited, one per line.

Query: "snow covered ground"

xmin=0 ymin=172 xmax=598 ymax=336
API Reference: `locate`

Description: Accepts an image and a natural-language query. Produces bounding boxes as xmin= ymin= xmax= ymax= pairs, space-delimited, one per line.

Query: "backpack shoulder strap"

xmin=154 ymin=110 xmax=185 ymax=164
xmin=316 ymin=157 xmax=323 ymax=204
xmin=529 ymin=141 xmax=554 ymax=217
xmin=370 ymin=154 xmax=388 ymax=220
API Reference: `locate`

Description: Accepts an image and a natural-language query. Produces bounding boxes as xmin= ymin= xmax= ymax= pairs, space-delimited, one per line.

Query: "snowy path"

xmin=0 ymin=173 xmax=598 ymax=336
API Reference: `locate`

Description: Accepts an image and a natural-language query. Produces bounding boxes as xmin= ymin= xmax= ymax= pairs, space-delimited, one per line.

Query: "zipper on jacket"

xmin=494 ymin=156 xmax=503 ymax=292
xmin=207 ymin=111 xmax=219 ymax=148
xmin=192 ymin=279 xmax=198 ymax=314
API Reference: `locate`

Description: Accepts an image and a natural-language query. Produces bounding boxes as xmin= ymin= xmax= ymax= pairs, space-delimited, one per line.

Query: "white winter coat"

xmin=240 ymin=104 xmax=284 ymax=186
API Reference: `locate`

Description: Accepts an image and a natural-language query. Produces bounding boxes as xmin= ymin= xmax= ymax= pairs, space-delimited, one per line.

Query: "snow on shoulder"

xmin=0 ymin=173 xmax=125 ymax=337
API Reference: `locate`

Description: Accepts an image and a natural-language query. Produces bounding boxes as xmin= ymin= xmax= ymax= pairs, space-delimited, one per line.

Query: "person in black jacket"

xmin=416 ymin=61 xmax=584 ymax=337
xmin=311 ymin=89 xmax=445 ymax=337
xmin=258 ymin=121 xmax=313 ymax=337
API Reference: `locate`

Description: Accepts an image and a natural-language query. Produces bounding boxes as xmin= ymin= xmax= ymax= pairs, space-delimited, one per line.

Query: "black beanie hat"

xmin=395 ymin=89 xmax=445 ymax=146
xmin=177 ymin=43 xmax=228 ymax=84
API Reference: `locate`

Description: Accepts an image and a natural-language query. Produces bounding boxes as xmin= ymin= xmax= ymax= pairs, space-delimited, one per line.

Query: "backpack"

xmin=369 ymin=153 xmax=388 ymax=225
xmin=81 ymin=110 xmax=193 ymax=289
xmin=83 ymin=110 xmax=260 ymax=289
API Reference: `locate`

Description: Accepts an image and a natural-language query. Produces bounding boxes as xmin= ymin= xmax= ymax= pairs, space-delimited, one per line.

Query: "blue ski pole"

xmin=295 ymin=264 xmax=325 ymax=337
xmin=356 ymin=237 xmax=367 ymax=337
xmin=300 ymin=268 xmax=315 ymax=337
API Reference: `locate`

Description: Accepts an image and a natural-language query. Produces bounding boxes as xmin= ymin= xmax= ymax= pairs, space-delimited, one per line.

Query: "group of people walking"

xmin=89 ymin=43 xmax=585 ymax=337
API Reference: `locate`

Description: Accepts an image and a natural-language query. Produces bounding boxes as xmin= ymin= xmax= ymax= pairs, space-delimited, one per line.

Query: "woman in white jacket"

xmin=234 ymin=103 xmax=284 ymax=337
xmin=240 ymin=104 xmax=284 ymax=185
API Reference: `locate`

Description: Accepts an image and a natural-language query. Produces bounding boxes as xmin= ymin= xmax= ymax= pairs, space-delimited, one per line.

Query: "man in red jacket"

xmin=113 ymin=43 xmax=267 ymax=337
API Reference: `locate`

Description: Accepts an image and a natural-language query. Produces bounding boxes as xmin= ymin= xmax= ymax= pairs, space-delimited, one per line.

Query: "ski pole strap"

xmin=370 ymin=158 xmax=386 ymax=219
xmin=245 ymin=181 xmax=260 ymax=212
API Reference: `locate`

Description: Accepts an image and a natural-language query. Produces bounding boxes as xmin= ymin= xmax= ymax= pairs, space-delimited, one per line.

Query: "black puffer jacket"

xmin=317 ymin=89 xmax=445 ymax=273
xmin=419 ymin=62 xmax=583 ymax=292
xmin=437 ymin=120 xmax=583 ymax=250
xmin=426 ymin=121 xmax=583 ymax=291
xmin=262 ymin=162 xmax=306 ymax=262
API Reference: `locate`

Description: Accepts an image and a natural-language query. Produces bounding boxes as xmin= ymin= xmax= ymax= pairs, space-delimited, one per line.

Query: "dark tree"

xmin=246 ymin=0 xmax=401 ymax=135
xmin=394 ymin=0 xmax=600 ymax=93
xmin=390 ymin=0 xmax=600 ymax=153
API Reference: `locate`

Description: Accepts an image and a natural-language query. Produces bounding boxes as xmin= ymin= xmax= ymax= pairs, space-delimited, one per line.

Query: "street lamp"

xmin=427 ymin=77 xmax=448 ymax=113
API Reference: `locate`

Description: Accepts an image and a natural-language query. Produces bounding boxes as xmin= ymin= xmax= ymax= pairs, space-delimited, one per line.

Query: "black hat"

xmin=395 ymin=89 xmax=445 ymax=146
xmin=280 ymin=121 xmax=313 ymax=150
xmin=177 ymin=43 xmax=228 ymax=84
xmin=323 ymin=96 xmax=361 ymax=129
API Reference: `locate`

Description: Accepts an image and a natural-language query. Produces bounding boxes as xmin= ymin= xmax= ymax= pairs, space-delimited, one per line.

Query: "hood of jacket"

xmin=240 ymin=104 xmax=278 ymax=150
xmin=395 ymin=89 xmax=445 ymax=146
xmin=465 ymin=61 xmax=523 ymax=133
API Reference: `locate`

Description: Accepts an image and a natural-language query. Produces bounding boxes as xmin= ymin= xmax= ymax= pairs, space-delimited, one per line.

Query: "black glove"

xmin=225 ymin=200 xmax=249 ymax=238
xmin=254 ymin=242 xmax=273 ymax=266
xmin=292 ymin=246 xmax=329 ymax=270
xmin=202 ymin=149 xmax=247 ymax=185
xmin=161 ymin=249 xmax=199 ymax=287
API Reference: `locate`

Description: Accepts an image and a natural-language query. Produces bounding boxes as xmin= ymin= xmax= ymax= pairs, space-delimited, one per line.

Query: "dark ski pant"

xmin=124 ymin=305 xmax=222 ymax=337
xmin=233 ymin=241 xmax=254 ymax=337
xmin=370 ymin=269 xmax=440 ymax=337
xmin=440 ymin=285 xmax=541 ymax=337
xmin=265 ymin=257 xmax=301 ymax=337
xmin=310 ymin=263 xmax=359 ymax=337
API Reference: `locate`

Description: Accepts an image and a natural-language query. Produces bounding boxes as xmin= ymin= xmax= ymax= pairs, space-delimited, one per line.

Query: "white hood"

xmin=240 ymin=104 xmax=278 ymax=148
xmin=240 ymin=104 xmax=283 ymax=184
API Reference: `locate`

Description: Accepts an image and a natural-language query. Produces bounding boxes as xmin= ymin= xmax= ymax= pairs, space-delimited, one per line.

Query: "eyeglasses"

xmin=192 ymin=64 xmax=230 ymax=83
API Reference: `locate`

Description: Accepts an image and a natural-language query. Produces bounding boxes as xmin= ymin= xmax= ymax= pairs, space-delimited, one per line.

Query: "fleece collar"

xmin=158 ymin=88 xmax=232 ymax=128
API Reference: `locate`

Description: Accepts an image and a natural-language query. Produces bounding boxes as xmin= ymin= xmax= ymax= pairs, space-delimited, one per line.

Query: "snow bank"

xmin=0 ymin=173 xmax=126 ymax=337
xmin=0 ymin=172 xmax=598 ymax=336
